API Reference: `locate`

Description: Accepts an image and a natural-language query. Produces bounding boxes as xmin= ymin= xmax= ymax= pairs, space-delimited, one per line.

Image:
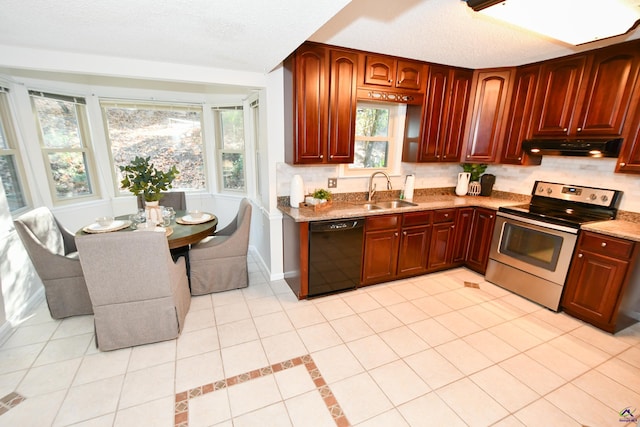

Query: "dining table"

xmin=76 ymin=210 xmax=218 ymax=249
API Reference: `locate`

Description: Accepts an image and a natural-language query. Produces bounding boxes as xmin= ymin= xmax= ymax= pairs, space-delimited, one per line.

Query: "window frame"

xmin=100 ymin=99 xmax=207 ymax=197
xmin=340 ymin=101 xmax=406 ymax=178
xmin=30 ymin=90 xmax=100 ymax=204
xmin=0 ymin=87 xmax=30 ymax=214
xmin=213 ymin=106 xmax=246 ymax=194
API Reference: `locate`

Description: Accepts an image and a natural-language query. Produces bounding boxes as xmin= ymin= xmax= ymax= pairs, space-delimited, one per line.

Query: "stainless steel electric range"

xmin=485 ymin=181 xmax=623 ymax=311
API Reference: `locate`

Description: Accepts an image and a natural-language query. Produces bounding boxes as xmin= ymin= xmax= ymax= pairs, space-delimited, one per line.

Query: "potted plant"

xmin=461 ymin=163 xmax=488 ymax=182
xmin=460 ymin=163 xmax=487 ymax=196
xmin=119 ymin=156 xmax=179 ymax=222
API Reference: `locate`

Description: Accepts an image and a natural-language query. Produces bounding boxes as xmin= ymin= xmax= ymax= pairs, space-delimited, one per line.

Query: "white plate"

xmin=134 ymin=226 xmax=173 ymax=236
xmin=179 ymin=213 xmax=213 ymax=224
xmin=83 ymin=220 xmax=130 ymax=233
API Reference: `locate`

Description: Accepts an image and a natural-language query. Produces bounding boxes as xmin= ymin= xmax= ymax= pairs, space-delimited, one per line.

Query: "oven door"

xmin=489 ymin=212 xmax=578 ymax=285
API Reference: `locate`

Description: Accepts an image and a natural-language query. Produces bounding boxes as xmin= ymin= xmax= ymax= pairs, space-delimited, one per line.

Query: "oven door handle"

xmin=497 ymin=212 xmax=579 ymax=234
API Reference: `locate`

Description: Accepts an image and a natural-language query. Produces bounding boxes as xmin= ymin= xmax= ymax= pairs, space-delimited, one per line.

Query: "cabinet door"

xmin=452 ymin=207 xmax=473 ymax=263
xmin=576 ymin=44 xmax=640 ymax=136
xmin=501 ymin=65 xmax=542 ymax=165
xmin=397 ymin=225 xmax=431 ymax=277
xmin=465 ymin=208 xmax=496 ymax=274
xmin=562 ymin=250 xmax=629 ymax=327
xmin=464 ymin=69 xmax=513 ymax=163
xmin=294 ymin=45 xmax=328 ymax=164
xmin=363 ymin=55 xmax=395 ymax=88
xmin=532 ymin=56 xmax=588 ymax=137
xmin=420 ymin=65 xmax=450 ymax=161
xmin=442 ymin=68 xmax=473 ymax=162
xmin=617 ymin=98 xmax=640 ymax=174
xmin=362 ymin=229 xmax=399 ymax=285
xmin=428 ymin=222 xmax=455 ymax=271
xmin=328 ymin=50 xmax=358 ymax=163
xmin=396 ymin=60 xmax=425 ymax=91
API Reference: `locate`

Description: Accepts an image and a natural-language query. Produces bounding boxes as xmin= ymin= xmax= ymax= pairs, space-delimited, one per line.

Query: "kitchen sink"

xmin=374 ymin=200 xmax=418 ymax=209
xmin=360 ymin=203 xmax=382 ymax=211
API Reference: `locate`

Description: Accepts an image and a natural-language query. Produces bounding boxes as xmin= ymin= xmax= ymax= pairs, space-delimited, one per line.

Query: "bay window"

xmin=0 ymin=88 xmax=29 ymax=212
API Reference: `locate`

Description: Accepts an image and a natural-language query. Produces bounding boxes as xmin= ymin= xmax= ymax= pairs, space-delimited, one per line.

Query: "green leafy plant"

xmin=119 ymin=156 xmax=179 ymax=202
xmin=461 ymin=163 xmax=488 ymax=182
xmin=312 ymin=188 xmax=332 ymax=201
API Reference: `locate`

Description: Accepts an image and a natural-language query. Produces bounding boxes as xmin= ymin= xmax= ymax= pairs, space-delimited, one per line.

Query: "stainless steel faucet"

xmin=368 ymin=171 xmax=392 ymax=201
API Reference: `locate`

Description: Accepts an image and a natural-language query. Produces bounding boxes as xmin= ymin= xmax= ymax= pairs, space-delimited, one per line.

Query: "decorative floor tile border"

xmin=0 ymin=392 xmax=26 ymax=416
xmin=174 ymin=354 xmax=349 ymax=427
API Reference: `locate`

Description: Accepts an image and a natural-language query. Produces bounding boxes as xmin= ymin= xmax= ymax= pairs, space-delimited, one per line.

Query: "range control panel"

xmin=533 ymin=181 xmax=620 ymax=207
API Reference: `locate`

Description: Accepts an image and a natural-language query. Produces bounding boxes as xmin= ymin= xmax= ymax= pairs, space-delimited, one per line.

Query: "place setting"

xmin=176 ymin=209 xmax=216 ymax=225
xmin=82 ymin=216 xmax=131 ymax=234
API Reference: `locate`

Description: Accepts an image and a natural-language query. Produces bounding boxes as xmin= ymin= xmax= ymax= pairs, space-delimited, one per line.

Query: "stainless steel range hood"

xmin=521 ymin=138 xmax=623 ymax=158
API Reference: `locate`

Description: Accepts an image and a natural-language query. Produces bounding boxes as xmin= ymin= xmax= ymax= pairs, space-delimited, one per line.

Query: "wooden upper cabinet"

xmin=403 ymin=66 xmax=473 ymax=163
xmin=463 ymin=68 xmax=513 ymax=163
xmin=576 ymin=44 xmax=640 ymax=136
xmin=617 ymin=82 xmax=640 ymax=173
xmin=444 ymin=68 xmax=474 ymax=161
xmin=501 ymin=65 xmax=542 ymax=165
xmin=532 ymin=56 xmax=588 ymax=137
xmin=292 ymin=44 xmax=327 ymax=163
xmin=286 ymin=43 xmax=358 ymax=164
xmin=362 ymin=54 xmax=426 ymax=91
xmin=328 ymin=49 xmax=359 ymax=163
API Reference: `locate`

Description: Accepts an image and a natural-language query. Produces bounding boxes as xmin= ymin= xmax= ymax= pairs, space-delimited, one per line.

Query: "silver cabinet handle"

xmin=578 ymin=253 xmax=583 ymax=258
xmin=601 ymin=242 xmax=607 ymax=247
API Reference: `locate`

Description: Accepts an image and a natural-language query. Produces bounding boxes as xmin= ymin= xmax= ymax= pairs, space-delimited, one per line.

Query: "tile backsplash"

xmin=277 ymin=156 xmax=640 ymax=213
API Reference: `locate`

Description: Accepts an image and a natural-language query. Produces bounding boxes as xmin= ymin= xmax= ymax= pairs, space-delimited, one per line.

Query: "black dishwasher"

xmin=308 ymin=218 xmax=364 ymax=298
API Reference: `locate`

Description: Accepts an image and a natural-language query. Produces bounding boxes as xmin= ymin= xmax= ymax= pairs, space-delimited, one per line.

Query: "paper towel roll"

xmin=403 ymin=174 xmax=415 ymax=201
xmin=290 ymin=175 xmax=305 ymax=208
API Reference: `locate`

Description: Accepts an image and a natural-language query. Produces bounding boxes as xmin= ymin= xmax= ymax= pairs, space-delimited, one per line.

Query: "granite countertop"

xmin=580 ymin=220 xmax=640 ymax=242
xmin=278 ymin=194 xmax=525 ymax=222
xmin=279 ymin=190 xmax=640 ymax=242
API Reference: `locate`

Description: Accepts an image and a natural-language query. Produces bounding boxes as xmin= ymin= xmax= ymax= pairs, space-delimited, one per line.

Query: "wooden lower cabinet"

xmin=465 ymin=207 xmax=496 ymax=274
xmin=427 ymin=209 xmax=456 ymax=271
xmin=562 ymin=231 xmax=640 ymax=333
xmin=397 ymin=211 xmax=433 ymax=277
xmin=362 ymin=214 xmax=401 ymax=286
xmin=452 ymin=207 xmax=474 ymax=264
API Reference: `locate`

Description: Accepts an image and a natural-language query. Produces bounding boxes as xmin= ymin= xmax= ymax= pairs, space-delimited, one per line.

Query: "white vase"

xmin=144 ymin=200 xmax=162 ymax=225
xmin=455 ymin=172 xmax=470 ymax=196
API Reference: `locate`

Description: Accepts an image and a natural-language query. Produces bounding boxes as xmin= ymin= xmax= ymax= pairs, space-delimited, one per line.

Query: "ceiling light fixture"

xmin=466 ymin=0 xmax=640 ymax=45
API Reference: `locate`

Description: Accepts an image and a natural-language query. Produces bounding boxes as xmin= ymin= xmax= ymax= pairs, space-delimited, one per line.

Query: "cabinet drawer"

xmin=366 ymin=214 xmax=401 ymax=231
xmin=579 ymin=231 xmax=634 ymax=259
xmin=403 ymin=211 xmax=432 ymax=227
xmin=433 ymin=209 xmax=456 ymax=223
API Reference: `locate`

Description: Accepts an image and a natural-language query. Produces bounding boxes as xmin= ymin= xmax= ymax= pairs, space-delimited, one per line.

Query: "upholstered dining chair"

xmin=136 ymin=191 xmax=186 ymax=211
xmin=189 ymin=198 xmax=252 ymax=295
xmin=14 ymin=207 xmax=93 ymax=319
xmin=76 ymin=231 xmax=191 ymax=351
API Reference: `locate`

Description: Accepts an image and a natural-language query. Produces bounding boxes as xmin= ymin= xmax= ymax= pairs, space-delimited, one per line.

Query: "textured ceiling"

xmin=0 ymin=0 xmax=639 ymax=76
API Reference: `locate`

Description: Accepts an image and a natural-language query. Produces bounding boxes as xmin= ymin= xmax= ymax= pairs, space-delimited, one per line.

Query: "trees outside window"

xmin=102 ymin=102 xmax=205 ymax=193
xmin=0 ymin=89 xmax=28 ymax=212
xmin=215 ymin=107 xmax=245 ymax=192
xmin=342 ymin=101 xmax=403 ymax=177
xmin=31 ymin=91 xmax=97 ymax=202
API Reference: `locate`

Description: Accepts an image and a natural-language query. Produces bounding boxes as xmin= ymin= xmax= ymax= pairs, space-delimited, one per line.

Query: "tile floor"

xmin=1 ymin=253 xmax=640 ymax=426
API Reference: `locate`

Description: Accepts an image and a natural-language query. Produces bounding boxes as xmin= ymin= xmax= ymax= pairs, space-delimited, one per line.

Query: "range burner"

xmin=499 ymin=181 xmax=623 ymax=228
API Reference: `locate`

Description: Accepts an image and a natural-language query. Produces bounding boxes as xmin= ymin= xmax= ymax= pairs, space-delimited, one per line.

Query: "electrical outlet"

xmin=327 ymin=177 xmax=337 ymax=188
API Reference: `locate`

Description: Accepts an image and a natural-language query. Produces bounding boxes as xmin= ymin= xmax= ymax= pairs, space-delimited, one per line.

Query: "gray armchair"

xmin=137 ymin=191 xmax=186 ymax=211
xmin=189 ymin=198 xmax=252 ymax=295
xmin=14 ymin=207 xmax=93 ymax=319
xmin=76 ymin=231 xmax=191 ymax=351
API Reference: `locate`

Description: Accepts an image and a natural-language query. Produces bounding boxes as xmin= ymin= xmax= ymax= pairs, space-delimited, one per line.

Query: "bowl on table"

xmin=96 ymin=216 xmax=114 ymax=227
xmin=188 ymin=210 xmax=204 ymax=219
